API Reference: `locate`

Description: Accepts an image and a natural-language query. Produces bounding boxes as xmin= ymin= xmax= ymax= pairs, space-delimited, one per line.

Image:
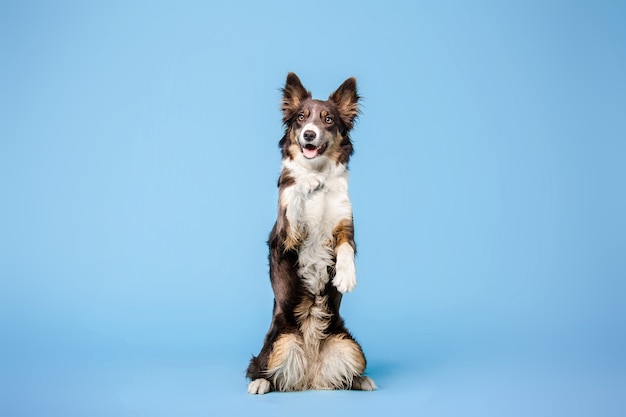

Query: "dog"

xmin=246 ymin=73 xmax=376 ymax=394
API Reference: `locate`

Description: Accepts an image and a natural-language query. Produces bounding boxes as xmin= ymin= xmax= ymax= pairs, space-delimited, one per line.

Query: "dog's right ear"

xmin=281 ymin=72 xmax=311 ymax=123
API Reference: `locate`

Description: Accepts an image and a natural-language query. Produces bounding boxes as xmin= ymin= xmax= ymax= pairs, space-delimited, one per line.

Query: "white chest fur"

xmin=280 ymin=157 xmax=353 ymax=294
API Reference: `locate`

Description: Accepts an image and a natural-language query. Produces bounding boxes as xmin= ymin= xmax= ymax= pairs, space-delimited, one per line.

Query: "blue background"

xmin=1 ymin=1 xmax=625 ymax=416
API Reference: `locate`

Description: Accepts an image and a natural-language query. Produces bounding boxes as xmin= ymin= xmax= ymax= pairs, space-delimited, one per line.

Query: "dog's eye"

xmin=325 ymin=115 xmax=333 ymax=124
xmin=297 ymin=113 xmax=305 ymax=122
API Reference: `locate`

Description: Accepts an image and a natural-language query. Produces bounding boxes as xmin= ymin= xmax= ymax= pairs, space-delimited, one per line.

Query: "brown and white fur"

xmin=246 ymin=73 xmax=376 ymax=394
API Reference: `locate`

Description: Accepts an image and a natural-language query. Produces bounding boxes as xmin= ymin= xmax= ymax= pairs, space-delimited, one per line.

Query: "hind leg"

xmin=267 ymin=332 xmax=308 ymax=391
xmin=312 ymin=333 xmax=376 ymax=391
xmin=248 ymin=332 xmax=308 ymax=394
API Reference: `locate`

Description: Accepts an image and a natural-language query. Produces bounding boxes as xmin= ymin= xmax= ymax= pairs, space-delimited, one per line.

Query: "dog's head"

xmin=279 ymin=73 xmax=360 ymax=166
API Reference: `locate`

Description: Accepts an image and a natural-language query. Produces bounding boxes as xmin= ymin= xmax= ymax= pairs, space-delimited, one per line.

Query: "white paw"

xmin=302 ymin=176 xmax=323 ymax=194
xmin=248 ymin=378 xmax=271 ymax=395
xmin=333 ymin=244 xmax=356 ymax=293
xmin=353 ymin=376 xmax=377 ymax=391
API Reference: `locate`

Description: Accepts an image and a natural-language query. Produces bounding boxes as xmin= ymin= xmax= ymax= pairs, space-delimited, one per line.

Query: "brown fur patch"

xmin=333 ymin=218 xmax=355 ymax=253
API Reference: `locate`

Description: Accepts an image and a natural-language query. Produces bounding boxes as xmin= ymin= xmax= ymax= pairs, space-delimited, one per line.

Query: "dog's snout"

xmin=303 ymin=130 xmax=316 ymax=142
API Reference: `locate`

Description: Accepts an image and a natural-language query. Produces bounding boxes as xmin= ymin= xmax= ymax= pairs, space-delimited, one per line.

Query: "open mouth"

xmin=301 ymin=143 xmax=327 ymax=159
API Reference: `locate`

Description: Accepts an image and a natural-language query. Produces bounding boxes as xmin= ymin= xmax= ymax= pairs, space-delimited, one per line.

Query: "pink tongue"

xmin=303 ymin=146 xmax=318 ymax=159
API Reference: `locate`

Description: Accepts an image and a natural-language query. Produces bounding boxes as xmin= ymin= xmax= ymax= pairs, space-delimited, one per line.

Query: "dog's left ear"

xmin=329 ymin=77 xmax=360 ymax=130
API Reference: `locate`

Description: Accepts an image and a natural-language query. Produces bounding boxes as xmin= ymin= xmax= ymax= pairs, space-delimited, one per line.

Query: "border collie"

xmin=246 ymin=73 xmax=376 ymax=394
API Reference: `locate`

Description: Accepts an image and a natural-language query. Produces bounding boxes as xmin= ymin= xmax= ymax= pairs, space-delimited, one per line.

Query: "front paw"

xmin=302 ymin=177 xmax=323 ymax=194
xmin=333 ymin=249 xmax=357 ymax=293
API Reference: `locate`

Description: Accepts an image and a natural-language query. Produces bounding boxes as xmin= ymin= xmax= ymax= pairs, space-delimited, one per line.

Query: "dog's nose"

xmin=303 ymin=130 xmax=316 ymax=142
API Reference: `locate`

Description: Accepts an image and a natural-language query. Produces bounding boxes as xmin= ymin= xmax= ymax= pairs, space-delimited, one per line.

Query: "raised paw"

xmin=302 ymin=176 xmax=324 ymax=194
xmin=333 ymin=244 xmax=357 ymax=293
xmin=333 ymin=267 xmax=356 ymax=293
xmin=248 ymin=378 xmax=271 ymax=395
xmin=352 ymin=376 xmax=377 ymax=391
